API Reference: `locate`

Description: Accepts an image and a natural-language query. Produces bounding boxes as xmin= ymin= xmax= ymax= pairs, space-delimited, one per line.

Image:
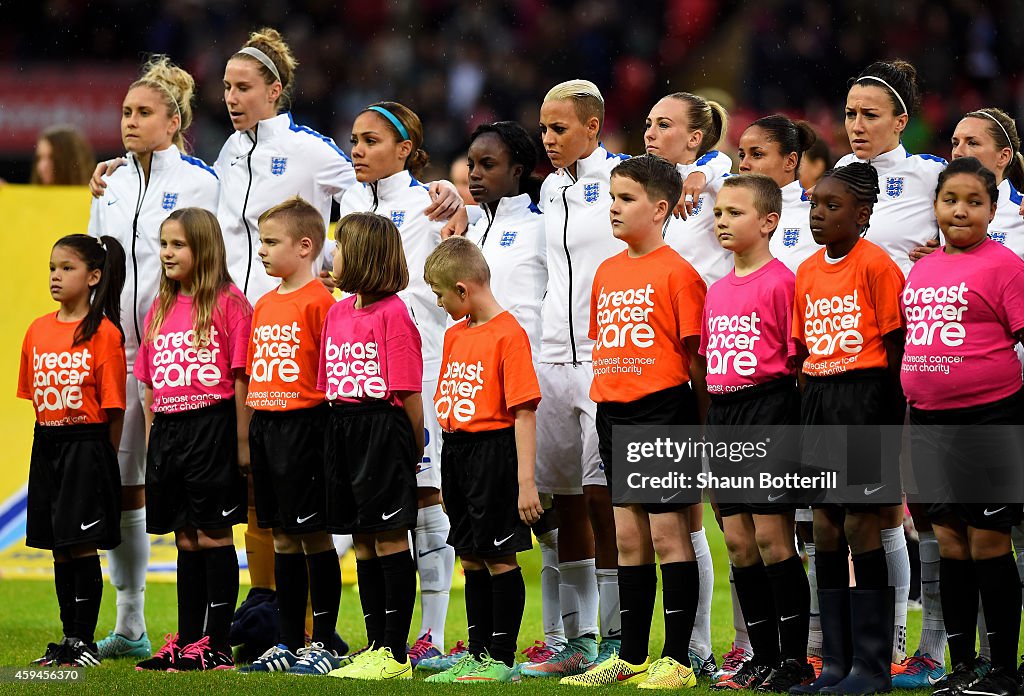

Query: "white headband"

xmin=856 ymin=76 xmax=908 ymax=116
xmin=238 ymin=46 xmax=281 ymax=83
xmin=973 ymin=111 xmax=1015 ymax=152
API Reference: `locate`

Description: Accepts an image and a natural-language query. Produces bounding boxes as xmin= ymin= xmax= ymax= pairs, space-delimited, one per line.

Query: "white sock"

xmin=806 ymin=541 xmax=822 ymax=656
xmin=560 ymin=558 xmax=598 ymax=638
xmin=415 ymin=504 xmax=455 ymax=649
xmin=978 ymin=607 xmax=991 ymax=661
xmin=537 ymin=529 xmax=566 ymax=649
xmin=107 ymin=508 xmax=149 ymax=640
xmin=917 ymin=531 xmax=945 ymax=665
xmin=729 ymin=564 xmax=751 ymax=653
xmin=333 ymin=534 xmax=353 ymax=558
xmin=883 ymin=526 xmax=910 ymax=662
xmin=596 ymin=568 xmax=620 ymax=640
xmin=689 ymin=528 xmax=713 ymax=658
xmin=559 ymin=577 xmax=581 ymax=638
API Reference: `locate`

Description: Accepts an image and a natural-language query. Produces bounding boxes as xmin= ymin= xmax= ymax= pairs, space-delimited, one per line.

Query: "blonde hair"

xmin=129 ymin=55 xmax=195 ymax=153
xmin=258 ymin=196 xmax=326 ymax=256
xmin=234 ymin=27 xmax=299 ymax=112
xmin=664 ymin=92 xmax=728 ymax=157
xmin=544 ymin=79 xmax=605 ymax=130
xmin=423 ymin=237 xmax=490 ymax=290
xmin=333 ymin=213 xmax=409 ymax=295
xmin=147 ymin=208 xmax=237 ymax=348
xmin=964 ymin=107 xmax=1024 ymax=191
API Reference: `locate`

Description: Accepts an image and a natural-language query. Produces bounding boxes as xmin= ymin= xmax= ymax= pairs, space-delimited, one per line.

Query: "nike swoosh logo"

xmin=666 ymin=609 xmax=684 ymax=614
xmin=210 ymin=602 xmax=229 ymax=608
xmin=382 ymin=508 xmax=403 ymax=520
xmin=617 ymin=670 xmax=642 ymax=681
xmin=619 ymin=610 xmax=629 ymax=614
xmin=607 ymin=628 xmax=621 ymax=636
xmin=418 ymin=547 xmax=446 ymax=557
xmin=767 ymin=493 xmax=786 ymax=502
xmin=660 ymin=492 xmax=680 ymax=503
xmin=106 ymin=199 xmax=116 ymax=206
xmin=863 ymin=485 xmax=884 ymax=496
xmin=494 ymin=533 xmax=515 ymax=546
xmin=80 ymin=519 xmax=101 ymax=531
xmin=296 ymin=512 xmax=318 ymax=524
xmin=221 ymin=505 xmax=240 ymax=517
xmin=364 ymin=613 xmax=372 ymax=619
xmin=385 ymin=609 xmax=397 ymax=614
xmin=748 ymin=618 xmax=767 ymax=626
xmin=75 ymin=597 xmax=88 ymax=602
xmin=984 ymin=507 xmax=1006 ymax=516
xmin=492 ymin=632 xmax=507 ymax=637
xmin=468 ymin=625 xmax=476 ymax=630
xmin=417 ymin=466 xmax=432 ymax=473
xmin=561 ymin=611 xmax=578 ymax=620
xmin=928 ymin=675 xmax=945 ymax=685
xmin=780 ymin=615 xmax=798 ymax=622
xmin=314 ymin=611 xmax=328 ymax=617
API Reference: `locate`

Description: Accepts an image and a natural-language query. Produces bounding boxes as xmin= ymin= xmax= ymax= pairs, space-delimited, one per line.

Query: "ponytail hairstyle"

xmin=852 ymin=59 xmax=921 ymax=117
xmin=468 ymin=120 xmax=542 ymax=203
xmin=936 ymin=156 xmax=999 ymax=207
xmin=234 ymin=27 xmax=299 ymax=112
xmin=748 ymin=114 xmax=817 ymax=170
xmin=129 ymin=55 xmax=196 ymax=153
xmin=52 ymin=234 xmax=126 ymax=346
xmin=362 ymin=101 xmax=430 ymax=177
xmin=664 ymin=92 xmax=728 ymax=157
xmin=31 ymin=126 xmax=95 ymax=185
xmin=963 ymin=108 xmax=1024 ymax=191
xmin=819 ymin=162 xmax=881 ymax=235
xmin=147 ymin=208 xmax=235 ymax=348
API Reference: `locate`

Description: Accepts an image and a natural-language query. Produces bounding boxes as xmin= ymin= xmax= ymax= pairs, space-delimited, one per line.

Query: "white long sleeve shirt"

xmin=664 ymin=151 xmax=734 ymax=286
xmin=88 ymin=144 xmax=219 ymax=365
xmin=770 ymin=179 xmax=817 ymax=273
xmin=990 ymin=178 xmax=1024 ymax=260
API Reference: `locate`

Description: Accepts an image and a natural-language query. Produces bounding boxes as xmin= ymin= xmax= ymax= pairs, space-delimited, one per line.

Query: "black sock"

xmin=275 ymin=552 xmax=308 ymax=652
xmin=70 ymin=555 xmax=103 ymax=644
xmin=379 ymin=550 xmax=416 ymax=660
xmin=307 ymin=550 xmax=342 ymax=649
xmin=733 ymin=560 xmax=779 ymax=666
xmin=54 ymin=560 xmax=75 ymax=638
xmin=975 ymin=553 xmax=1021 ymax=671
xmin=464 ymin=568 xmax=493 ymax=659
xmin=489 ymin=567 xmax=526 ymax=667
xmin=767 ymin=555 xmax=810 ymax=661
xmin=356 ymin=557 xmax=386 ymax=647
xmin=851 ymin=548 xmax=887 ymax=589
xmin=617 ymin=564 xmax=657 ymax=665
xmin=177 ymin=549 xmax=207 ymax=645
xmin=815 ymin=549 xmax=850 ymax=590
xmin=660 ymin=561 xmax=699 ymax=665
xmin=940 ymin=557 xmax=978 ymax=666
xmin=204 ymin=545 xmax=239 ymax=652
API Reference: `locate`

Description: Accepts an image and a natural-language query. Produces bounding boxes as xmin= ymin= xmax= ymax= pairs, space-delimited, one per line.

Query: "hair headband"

xmin=973 ymin=111 xmax=1015 ymax=152
xmin=238 ymin=46 xmax=281 ymax=83
xmin=367 ymin=106 xmax=410 ymax=141
xmin=856 ymin=75 xmax=908 ymax=116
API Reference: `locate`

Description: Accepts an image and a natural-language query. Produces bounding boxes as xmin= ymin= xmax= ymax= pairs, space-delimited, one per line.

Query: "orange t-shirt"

xmin=246 ymin=280 xmax=336 ymax=411
xmin=793 ymin=239 xmax=905 ymax=377
xmin=435 ymin=311 xmax=541 ymax=433
xmin=589 ymin=246 xmax=706 ymax=403
xmin=18 ymin=314 xmax=127 ymax=426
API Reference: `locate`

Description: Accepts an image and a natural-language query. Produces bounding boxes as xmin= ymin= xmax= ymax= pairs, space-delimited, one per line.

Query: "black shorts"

xmin=708 ymin=378 xmax=801 ymax=517
xmin=801 ymin=369 xmax=904 ymax=510
xmin=597 ymin=383 xmax=698 ymax=513
xmin=324 ymin=401 xmax=418 ymax=534
xmin=250 ymin=405 xmax=328 ymax=534
xmin=26 ymin=423 xmax=121 ymax=551
xmin=146 ymin=399 xmax=247 ymax=535
xmin=911 ymin=389 xmax=1024 ymax=530
xmin=441 ymin=427 xmax=532 ymax=558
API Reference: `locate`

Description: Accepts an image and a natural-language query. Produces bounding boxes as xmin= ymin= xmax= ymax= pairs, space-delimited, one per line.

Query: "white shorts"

xmin=796 ymin=507 xmax=813 ymax=523
xmin=535 ymin=362 xmax=606 ymax=495
xmin=418 ymin=376 xmax=442 ymax=490
xmin=118 ymin=373 xmax=147 ymax=487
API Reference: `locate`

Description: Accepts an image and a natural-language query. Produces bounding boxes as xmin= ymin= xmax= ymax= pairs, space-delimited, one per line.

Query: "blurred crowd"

xmin=5 ymin=0 xmax=1024 ymax=182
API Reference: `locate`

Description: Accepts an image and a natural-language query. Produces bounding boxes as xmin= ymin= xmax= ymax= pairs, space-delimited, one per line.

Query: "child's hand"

xmin=318 ymin=269 xmax=337 ymax=292
xmin=237 ymin=440 xmax=251 ymax=475
xmin=518 ymin=480 xmax=543 ymax=526
xmin=424 ymin=180 xmax=465 ymax=221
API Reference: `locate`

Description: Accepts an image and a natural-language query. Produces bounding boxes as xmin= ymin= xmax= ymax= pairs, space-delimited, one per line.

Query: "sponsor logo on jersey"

xmin=886 ymin=176 xmax=904 ymax=198
xmin=151 ymin=327 xmax=224 ymax=390
xmin=436 ymin=359 xmax=485 ymax=423
xmin=250 ymin=321 xmax=302 ymax=384
xmin=390 ymin=210 xmax=406 ymax=228
xmin=583 ymin=182 xmax=600 ymax=204
xmin=705 ymin=310 xmax=763 ymax=379
xmin=161 ymin=192 xmax=179 ymax=211
xmin=270 ymin=157 xmax=288 ymax=176
xmin=32 ymin=347 xmax=93 ymax=413
xmin=991 ymin=231 xmax=1007 ymax=245
xmin=323 ymin=338 xmax=386 ymax=399
xmin=499 ymin=230 xmax=518 ymax=247
xmin=783 ymin=228 xmax=800 ymax=248
xmin=803 ymin=290 xmax=864 ymax=364
xmin=903 ymin=281 xmax=968 ymax=349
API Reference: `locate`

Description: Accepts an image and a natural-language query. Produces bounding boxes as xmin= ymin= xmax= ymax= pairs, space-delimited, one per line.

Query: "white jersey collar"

xmin=483 ymin=192 xmax=534 ymax=225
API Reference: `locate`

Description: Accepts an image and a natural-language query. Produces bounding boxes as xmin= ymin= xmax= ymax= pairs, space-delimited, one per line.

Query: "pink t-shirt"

xmin=317 ymin=294 xmax=423 ymax=405
xmin=134 ymin=286 xmax=253 ymax=413
xmin=901 ymin=238 xmax=1024 ymax=410
xmin=700 ymin=258 xmax=798 ymax=394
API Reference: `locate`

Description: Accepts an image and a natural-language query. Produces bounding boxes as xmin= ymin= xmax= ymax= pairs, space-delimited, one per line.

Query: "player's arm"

xmin=425 ymin=180 xmax=465 ymax=222
xmin=684 ymin=335 xmax=709 ymax=425
xmin=89 ymin=158 xmax=126 ymax=197
xmin=106 ymin=408 xmax=125 ymax=453
xmin=396 ymin=391 xmax=425 ymax=458
xmin=235 ymin=371 xmax=252 ymax=475
xmin=513 ymin=403 xmax=543 ymax=525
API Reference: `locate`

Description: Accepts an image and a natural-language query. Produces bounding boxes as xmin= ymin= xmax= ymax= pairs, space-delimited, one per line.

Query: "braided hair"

xmin=820 ymin=162 xmax=880 ymax=235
